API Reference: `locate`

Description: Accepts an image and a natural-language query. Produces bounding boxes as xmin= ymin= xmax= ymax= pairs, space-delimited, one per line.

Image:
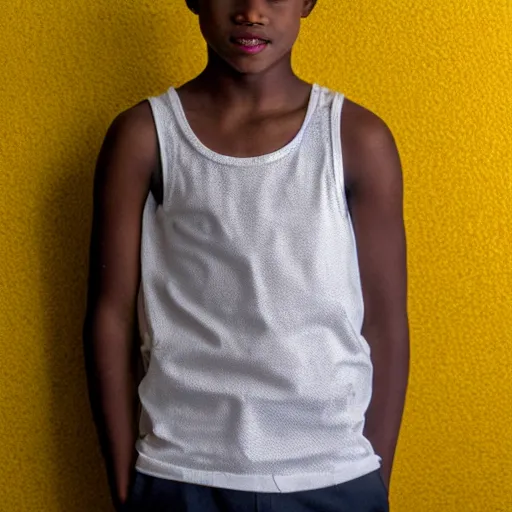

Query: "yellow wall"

xmin=1 ymin=1 xmax=510 ymax=510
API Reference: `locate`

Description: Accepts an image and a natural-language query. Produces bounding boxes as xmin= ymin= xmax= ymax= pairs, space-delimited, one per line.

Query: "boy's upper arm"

xmin=342 ymin=100 xmax=407 ymax=331
xmin=87 ymin=101 xmax=158 ymax=323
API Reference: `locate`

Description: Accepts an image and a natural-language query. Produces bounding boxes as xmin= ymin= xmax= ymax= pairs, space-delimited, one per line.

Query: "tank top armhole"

xmin=147 ymin=94 xmax=174 ymax=208
xmin=330 ymin=92 xmax=349 ymax=216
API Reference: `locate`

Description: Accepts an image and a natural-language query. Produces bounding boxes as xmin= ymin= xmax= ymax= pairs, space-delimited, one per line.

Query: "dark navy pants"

xmin=123 ymin=470 xmax=389 ymax=511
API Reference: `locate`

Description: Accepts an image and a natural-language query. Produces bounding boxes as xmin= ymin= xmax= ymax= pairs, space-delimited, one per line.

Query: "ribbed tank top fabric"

xmin=135 ymin=84 xmax=380 ymax=492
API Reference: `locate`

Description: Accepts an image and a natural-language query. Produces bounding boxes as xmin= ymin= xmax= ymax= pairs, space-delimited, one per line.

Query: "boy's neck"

xmin=188 ymin=50 xmax=309 ymax=112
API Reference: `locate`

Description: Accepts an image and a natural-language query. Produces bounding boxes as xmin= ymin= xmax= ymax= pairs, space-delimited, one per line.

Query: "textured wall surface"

xmin=0 ymin=1 xmax=511 ymax=510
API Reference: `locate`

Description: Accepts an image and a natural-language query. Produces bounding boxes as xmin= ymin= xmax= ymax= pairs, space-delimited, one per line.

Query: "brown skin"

xmin=342 ymin=102 xmax=409 ymax=490
xmin=83 ymin=104 xmax=159 ymax=510
xmin=84 ymin=0 xmax=408 ymax=508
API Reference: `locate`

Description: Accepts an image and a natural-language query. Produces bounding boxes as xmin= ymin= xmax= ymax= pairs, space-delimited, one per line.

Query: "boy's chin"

xmin=222 ymin=56 xmax=280 ymax=77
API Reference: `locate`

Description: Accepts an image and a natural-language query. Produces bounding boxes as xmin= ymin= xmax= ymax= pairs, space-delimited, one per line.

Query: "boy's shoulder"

xmin=341 ymin=97 xmax=395 ymax=153
xmin=339 ymin=96 xmax=399 ymax=187
xmin=111 ymin=100 xmax=156 ymax=143
xmin=96 ymin=100 xmax=160 ymax=194
xmin=104 ymin=100 xmax=158 ymax=168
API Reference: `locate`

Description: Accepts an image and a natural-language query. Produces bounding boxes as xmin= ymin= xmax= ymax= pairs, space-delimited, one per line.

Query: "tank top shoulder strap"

xmin=147 ymin=88 xmax=180 ymax=207
xmin=323 ymin=87 xmax=348 ymax=215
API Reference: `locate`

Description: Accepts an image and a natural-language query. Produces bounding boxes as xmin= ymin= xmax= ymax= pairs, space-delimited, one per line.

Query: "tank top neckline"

xmin=167 ymin=83 xmax=320 ymax=167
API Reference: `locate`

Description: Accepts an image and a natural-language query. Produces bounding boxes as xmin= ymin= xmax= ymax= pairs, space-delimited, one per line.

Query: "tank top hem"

xmin=135 ymin=453 xmax=381 ymax=493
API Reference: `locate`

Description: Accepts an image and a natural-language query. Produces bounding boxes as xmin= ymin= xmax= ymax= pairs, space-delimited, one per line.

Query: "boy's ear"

xmin=301 ymin=0 xmax=317 ymax=18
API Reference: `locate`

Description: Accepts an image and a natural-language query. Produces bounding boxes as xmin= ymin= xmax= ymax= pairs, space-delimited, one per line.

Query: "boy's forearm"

xmin=84 ymin=316 xmax=139 ymax=507
xmin=363 ymin=320 xmax=409 ymax=490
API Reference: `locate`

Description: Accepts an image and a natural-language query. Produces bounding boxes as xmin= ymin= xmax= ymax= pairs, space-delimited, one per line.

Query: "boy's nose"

xmin=232 ymin=0 xmax=269 ymax=26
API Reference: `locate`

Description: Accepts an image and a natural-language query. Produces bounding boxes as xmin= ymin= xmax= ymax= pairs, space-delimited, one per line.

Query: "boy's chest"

xmin=185 ymin=108 xmax=308 ymax=158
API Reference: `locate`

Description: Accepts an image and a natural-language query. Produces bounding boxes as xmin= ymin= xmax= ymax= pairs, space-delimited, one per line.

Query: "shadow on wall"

xmin=36 ymin=4 xmax=185 ymax=511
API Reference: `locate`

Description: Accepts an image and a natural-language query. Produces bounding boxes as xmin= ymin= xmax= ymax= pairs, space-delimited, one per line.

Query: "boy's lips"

xmin=231 ymin=31 xmax=271 ymax=43
xmin=230 ymin=32 xmax=271 ymax=54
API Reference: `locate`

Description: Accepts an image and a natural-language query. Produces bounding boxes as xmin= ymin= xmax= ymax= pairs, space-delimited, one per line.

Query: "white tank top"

xmin=135 ymin=83 xmax=380 ymax=492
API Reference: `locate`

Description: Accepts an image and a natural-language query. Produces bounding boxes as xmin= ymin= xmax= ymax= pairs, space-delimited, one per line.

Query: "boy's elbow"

xmin=83 ymin=299 xmax=135 ymax=353
xmin=363 ymin=310 xmax=409 ymax=352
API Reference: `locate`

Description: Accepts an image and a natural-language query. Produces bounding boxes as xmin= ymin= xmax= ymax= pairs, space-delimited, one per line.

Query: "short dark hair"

xmin=186 ymin=0 xmax=198 ymax=12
